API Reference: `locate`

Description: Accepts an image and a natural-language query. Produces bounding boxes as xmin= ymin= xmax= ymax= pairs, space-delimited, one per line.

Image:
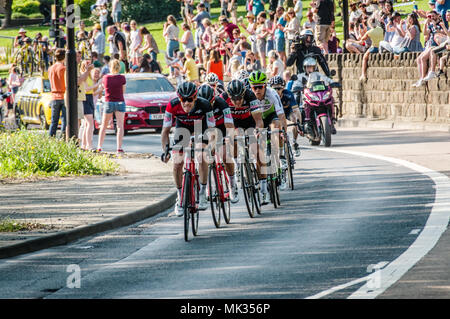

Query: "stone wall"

xmin=326 ymin=53 xmax=450 ymax=125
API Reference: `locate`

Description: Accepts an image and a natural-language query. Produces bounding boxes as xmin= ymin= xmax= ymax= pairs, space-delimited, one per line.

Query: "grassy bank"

xmin=0 ymin=129 xmax=119 ymax=180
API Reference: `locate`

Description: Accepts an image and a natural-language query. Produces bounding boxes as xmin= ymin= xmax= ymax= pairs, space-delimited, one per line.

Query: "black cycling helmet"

xmin=177 ymin=81 xmax=197 ymax=100
xmin=197 ymin=84 xmax=215 ymax=103
xmin=268 ymin=76 xmax=285 ymax=89
xmin=227 ymin=79 xmax=245 ymax=98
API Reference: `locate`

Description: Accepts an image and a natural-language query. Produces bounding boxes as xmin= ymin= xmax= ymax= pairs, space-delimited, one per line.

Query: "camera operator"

xmin=286 ymin=29 xmax=331 ymax=76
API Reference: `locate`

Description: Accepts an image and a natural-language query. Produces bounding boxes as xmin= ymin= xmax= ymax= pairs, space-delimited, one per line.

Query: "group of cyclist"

xmin=161 ymin=65 xmax=315 ymax=217
xmin=13 ymin=29 xmax=51 ymax=75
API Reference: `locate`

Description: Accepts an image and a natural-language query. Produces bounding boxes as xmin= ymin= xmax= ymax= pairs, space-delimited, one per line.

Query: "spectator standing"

xmin=206 ymin=49 xmax=224 ymax=83
xmin=108 ymin=26 xmax=128 ymax=72
xmin=251 ymin=0 xmax=266 ymax=18
xmin=221 ymin=0 xmax=230 ymax=17
xmin=181 ymin=23 xmax=196 ymax=55
xmin=48 ymin=49 xmax=67 ymax=138
xmin=201 ymin=18 xmax=214 ymax=55
xmin=303 ymin=9 xmax=317 ymax=33
xmin=349 ymin=2 xmax=362 ymax=24
xmin=240 ymin=12 xmax=257 ymax=54
xmin=294 ymin=0 xmax=303 ymax=24
xmin=192 ymin=3 xmax=211 ymax=65
xmin=81 ymin=60 xmax=97 ymax=151
xmin=7 ymin=65 xmax=20 ymax=107
xmin=139 ymin=27 xmax=159 ymax=63
xmin=101 ymin=55 xmax=111 ymax=76
xmin=111 ymin=0 xmax=122 ymax=28
xmin=266 ymin=10 xmax=276 ymax=55
xmin=285 ymin=7 xmax=302 ymax=56
xmin=129 ymin=20 xmax=143 ymax=67
xmin=96 ymin=4 xmax=108 ymax=35
xmin=91 ymin=24 xmax=105 ymax=61
xmin=163 ymin=15 xmax=180 ymax=77
xmin=275 ymin=7 xmax=287 ymax=64
xmin=228 ymin=0 xmax=238 ymax=25
xmin=436 ymin=0 xmax=450 ymax=27
xmin=97 ymin=59 xmax=126 ymax=153
xmin=255 ymin=12 xmax=269 ymax=70
xmin=312 ymin=0 xmax=335 ymax=54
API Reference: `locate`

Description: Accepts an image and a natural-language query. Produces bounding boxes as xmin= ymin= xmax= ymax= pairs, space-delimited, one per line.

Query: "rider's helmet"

xmin=177 ymin=81 xmax=197 ymax=100
xmin=268 ymin=76 xmax=286 ymax=89
xmin=248 ymin=70 xmax=267 ymax=86
xmin=300 ymin=29 xmax=314 ymax=47
xmin=303 ymin=57 xmax=318 ymax=73
xmin=197 ymin=84 xmax=215 ymax=103
xmin=227 ymin=79 xmax=246 ymax=99
xmin=234 ymin=69 xmax=249 ymax=81
xmin=205 ymin=73 xmax=219 ymax=86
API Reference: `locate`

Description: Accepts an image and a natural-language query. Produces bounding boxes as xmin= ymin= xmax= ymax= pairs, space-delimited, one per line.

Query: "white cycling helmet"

xmin=303 ymin=57 xmax=317 ymax=72
xmin=205 ymin=72 xmax=219 ymax=85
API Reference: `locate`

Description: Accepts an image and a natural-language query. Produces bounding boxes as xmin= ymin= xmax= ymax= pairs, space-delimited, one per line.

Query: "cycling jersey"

xmin=164 ymin=96 xmax=215 ymax=132
xmin=279 ymin=89 xmax=299 ymax=118
xmin=258 ymin=87 xmax=285 ymax=120
xmin=211 ymin=96 xmax=234 ymax=127
xmin=222 ymin=89 xmax=260 ymax=130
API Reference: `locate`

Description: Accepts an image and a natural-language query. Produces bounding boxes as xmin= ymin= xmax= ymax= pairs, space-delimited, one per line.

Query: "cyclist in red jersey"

xmin=161 ymin=82 xmax=216 ymax=216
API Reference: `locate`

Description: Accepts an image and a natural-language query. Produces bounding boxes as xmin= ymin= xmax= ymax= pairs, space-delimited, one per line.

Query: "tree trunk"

xmin=1 ymin=0 xmax=12 ymax=29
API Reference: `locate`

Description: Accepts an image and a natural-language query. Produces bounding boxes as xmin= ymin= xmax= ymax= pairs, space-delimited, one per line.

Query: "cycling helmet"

xmin=268 ymin=76 xmax=285 ymax=89
xmin=197 ymin=84 xmax=215 ymax=103
xmin=234 ymin=69 xmax=249 ymax=81
xmin=303 ymin=57 xmax=317 ymax=72
xmin=300 ymin=29 xmax=314 ymax=37
xmin=227 ymin=79 xmax=246 ymax=98
xmin=205 ymin=72 xmax=219 ymax=85
xmin=248 ymin=70 xmax=267 ymax=85
xmin=177 ymin=81 xmax=197 ymax=99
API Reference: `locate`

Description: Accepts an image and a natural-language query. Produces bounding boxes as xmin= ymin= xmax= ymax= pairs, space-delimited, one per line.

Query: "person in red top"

xmin=97 ymin=59 xmax=127 ymax=153
xmin=48 ymin=48 xmax=67 ymax=137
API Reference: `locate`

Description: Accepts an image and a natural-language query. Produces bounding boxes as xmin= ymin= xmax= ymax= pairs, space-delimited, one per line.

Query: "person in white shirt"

xmin=303 ymin=9 xmax=317 ymax=34
xmin=267 ymin=50 xmax=285 ymax=77
xmin=294 ymin=0 xmax=303 ymax=24
xmin=379 ymin=11 xmax=406 ymax=53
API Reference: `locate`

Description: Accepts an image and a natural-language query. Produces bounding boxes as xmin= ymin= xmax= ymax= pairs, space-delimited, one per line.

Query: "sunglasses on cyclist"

xmin=180 ymin=96 xmax=195 ymax=103
xmin=230 ymin=95 xmax=244 ymax=101
xmin=251 ymin=85 xmax=265 ymax=90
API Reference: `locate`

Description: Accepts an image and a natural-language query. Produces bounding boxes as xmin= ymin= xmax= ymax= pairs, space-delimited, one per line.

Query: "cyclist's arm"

xmin=273 ymin=90 xmax=288 ymax=132
xmin=161 ymin=108 xmax=173 ymax=152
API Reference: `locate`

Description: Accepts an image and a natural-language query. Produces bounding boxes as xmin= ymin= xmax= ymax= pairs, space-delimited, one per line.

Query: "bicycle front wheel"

xmin=191 ymin=176 xmax=200 ymax=236
xmin=182 ymin=172 xmax=191 ymax=242
xmin=240 ymin=163 xmax=255 ymax=218
xmin=285 ymin=141 xmax=294 ymax=190
xmin=209 ymin=164 xmax=221 ymax=228
xmin=219 ymin=164 xmax=231 ymax=224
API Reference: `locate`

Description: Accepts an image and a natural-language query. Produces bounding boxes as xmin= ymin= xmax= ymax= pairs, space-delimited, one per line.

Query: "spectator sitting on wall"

xmin=357 ymin=17 xmax=384 ymax=82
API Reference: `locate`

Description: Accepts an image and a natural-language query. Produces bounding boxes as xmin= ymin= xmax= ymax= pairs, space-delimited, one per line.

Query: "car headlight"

xmin=323 ymin=92 xmax=331 ymax=100
xmin=125 ymin=105 xmax=140 ymax=112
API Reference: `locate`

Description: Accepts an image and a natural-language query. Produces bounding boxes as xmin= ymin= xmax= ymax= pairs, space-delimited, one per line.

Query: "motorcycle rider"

xmin=293 ymin=57 xmax=337 ymax=137
xmin=286 ymin=29 xmax=331 ymax=77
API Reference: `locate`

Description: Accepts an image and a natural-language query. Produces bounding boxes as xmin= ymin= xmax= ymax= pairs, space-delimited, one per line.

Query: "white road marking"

xmin=409 ymin=229 xmax=421 ymax=235
xmin=302 ymin=146 xmax=450 ymax=299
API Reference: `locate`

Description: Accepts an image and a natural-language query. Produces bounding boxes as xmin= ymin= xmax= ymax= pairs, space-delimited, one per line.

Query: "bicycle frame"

xmin=180 ymin=136 xmax=199 ymax=213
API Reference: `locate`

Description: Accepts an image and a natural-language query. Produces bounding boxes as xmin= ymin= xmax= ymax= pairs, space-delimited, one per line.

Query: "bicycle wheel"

xmin=250 ymin=163 xmax=262 ymax=215
xmin=209 ymin=164 xmax=221 ymax=228
xmin=240 ymin=163 xmax=255 ymax=218
xmin=182 ymin=172 xmax=191 ymax=242
xmin=219 ymin=164 xmax=231 ymax=224
xmin=285 ymin=141 xmax=294 ymax=190
xmin=191 ymin=176 xmax=200 ymax=236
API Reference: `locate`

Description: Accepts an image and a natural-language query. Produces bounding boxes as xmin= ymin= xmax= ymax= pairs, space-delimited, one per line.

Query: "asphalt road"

xmin=0 ymin=129 xmax=442 ymax=299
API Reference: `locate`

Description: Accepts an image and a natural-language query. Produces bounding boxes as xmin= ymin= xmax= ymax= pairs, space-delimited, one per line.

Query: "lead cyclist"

xmin=248 ymin=71 xmax=288 ymax=203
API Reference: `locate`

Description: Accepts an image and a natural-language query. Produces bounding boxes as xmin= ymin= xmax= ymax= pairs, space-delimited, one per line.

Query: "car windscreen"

xmin=43 ymin=79 xmax=51 ymax=93
xmin=126 ymin=77 xmax=175 ymax=94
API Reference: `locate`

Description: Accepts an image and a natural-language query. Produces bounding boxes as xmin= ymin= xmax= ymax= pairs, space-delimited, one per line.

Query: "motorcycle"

xmin=294 ymin=72 xmax=340 ymax=147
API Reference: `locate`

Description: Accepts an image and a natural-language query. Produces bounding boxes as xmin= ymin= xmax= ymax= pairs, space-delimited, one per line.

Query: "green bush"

xmin=12 ymin=0 xmax=41 ymax=16
xmin=0 ymin=130 xmax=119 ymax=179
xmin=75 ymin=0 xmax=97 ymax=19
xmin=122 ymin=0 xmax=182 ymax=22
xmin=11 ymin=12 xmax=43 ymax=20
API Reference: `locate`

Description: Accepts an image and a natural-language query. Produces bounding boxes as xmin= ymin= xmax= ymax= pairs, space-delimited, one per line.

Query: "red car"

xmin=95 ymin=73 xmax=177 ymax=134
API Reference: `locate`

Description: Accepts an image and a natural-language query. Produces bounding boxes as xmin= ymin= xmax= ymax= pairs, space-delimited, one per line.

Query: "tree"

xmin=1 ymin=0 xmax=12 ymax=29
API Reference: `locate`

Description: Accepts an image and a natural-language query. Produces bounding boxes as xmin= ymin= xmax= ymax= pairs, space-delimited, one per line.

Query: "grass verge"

xmin=0 ymin=218 xmax=50 ymax=232
xmin=0 ymin=129 xmax=119 ymax=180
